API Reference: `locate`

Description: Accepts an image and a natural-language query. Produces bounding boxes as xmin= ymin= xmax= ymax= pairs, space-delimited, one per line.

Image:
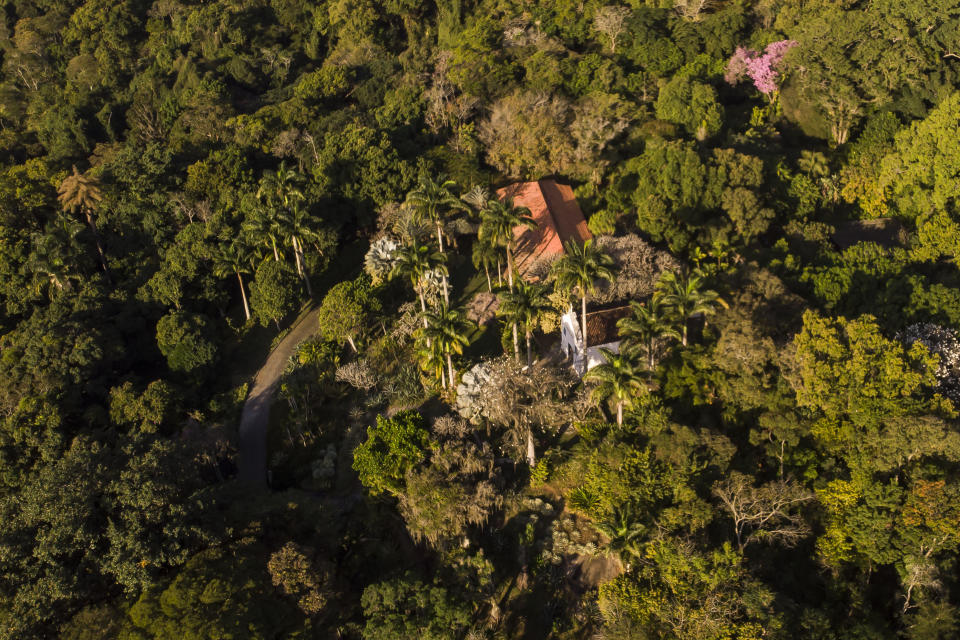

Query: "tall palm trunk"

xmin=447 ymin=353 xmax=456 ymax=390
xmin=617 ymin=400 xmax=623 ymax=427
xmin=84 ymin=209 xmax=110 ymax=279
xmin=293 ymin=236 xmax=313 ymax=297
xmin=526 ymin=330 xmax=533 ymax=367
xmin=418 ymin=288 xmax=429 ymax=330
xmin=506 ymin=248 xmax=514 ymax=291
xmin=581 ymin=294 xmax=589 ymax=366
xmin=346 ymin=335 xmax=358 ymax=353
xmin=484 ymin=264 xmax=492 ymax=292
xmin=647 ymin=338 xmax=655 ymax=369
xmin=271 ymin=237 xmax=280 ymax=261
xmin=436 ymin=222 xmax=449 ymax=305
xmin=497 ymin=260 xmax=502 ymax=287
xmin=526 ymin=427 xmax=536 ymax=466
xmin=682 ymin=322 xmax=688 ymax=347
xmin=236 ymin=271 xmax=251 ymax=321
xmin=512 ymin=322 xmax=520 ymax=361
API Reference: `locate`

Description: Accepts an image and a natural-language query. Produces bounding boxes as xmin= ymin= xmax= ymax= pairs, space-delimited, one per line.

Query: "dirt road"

xmin=237 ymin=307 xmax=322 ymax=487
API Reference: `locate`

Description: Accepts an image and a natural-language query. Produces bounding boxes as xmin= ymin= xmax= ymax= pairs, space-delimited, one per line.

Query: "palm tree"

xmin=242 ymin=211 xmax=286 ymax=263
xmin=461 ymin=184 xmax=490 ymax=213
xmin=57 ymin=165 xmax=110 ymax=278
xmin=584 ymin=348 xmax=646 ymax=427
xmin=594 ymin=502 xmax=647 ymax=568
xmin=415 ymin=333 xmax=448 ymax=388
xmin=497 ymin=280 xmax=552 ymax=366
xmin=390 ymin=240 xmax=448 ymax=327
xmin=655 ymin=269 xmax=726 ymax=346
xmin=422 ymin=303 xmax=473 ymax=389
xmin=478 ymin=197 xmax=536 ymax=292
xmin=406 ymin=174 xmax=465 ymax=304
xmin=472 ymin=234 xmax=501 ymax=292
xmin=617 ymin=296 xmax=678 ymax=369
xmin=26 ymin=229 xmax=81 ymax=298
xmin=551 ymin=238 xmax=616 ymax=365
xmin=277 ymin=206 xmax=321 ymax=296
xmin=214 ymin=241 xmax=253 ymax=321
xmin=258 ymin=163 xmax=316 ymax=292
xmin=257 ymin=161 xmax=306 ymax=210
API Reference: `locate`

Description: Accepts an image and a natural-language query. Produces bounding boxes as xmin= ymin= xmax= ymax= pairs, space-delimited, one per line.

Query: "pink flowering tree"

xmin=725 ymin=40 xmax=798 ymax=97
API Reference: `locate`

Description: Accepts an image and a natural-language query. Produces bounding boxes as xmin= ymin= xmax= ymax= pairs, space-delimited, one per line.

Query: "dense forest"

xmin=2 ymin=0 xmax=960 ymax=638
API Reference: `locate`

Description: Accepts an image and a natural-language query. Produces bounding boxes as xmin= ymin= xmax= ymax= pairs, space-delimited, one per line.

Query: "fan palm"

xmin=655 ymin=269 xmax=726 ymax=346
xmin=551 ymin=239 xmax=616 ymax=365
xmin=584 ymin=348 xmax=646 ymax=427
xmin=497 ymin=280 xmax=552 ymax=366
xmin=57 ymin=165 xmax=110 ymax=278
xmin=422 ymin=303 xmax=473 ymax=389
xmin=477 ymin=197 xmax=536 ymax=291
xmin=213 ymin=241 xmax=253 ymax=321
xmin=617 ymin=296 xmax=678 ymax=369
xmin=461 ymin=185 xmax=490 ymax=212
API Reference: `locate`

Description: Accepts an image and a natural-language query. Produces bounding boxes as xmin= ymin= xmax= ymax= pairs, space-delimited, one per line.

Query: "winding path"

xmin=237 ymin=306 xmax=321 ymax=487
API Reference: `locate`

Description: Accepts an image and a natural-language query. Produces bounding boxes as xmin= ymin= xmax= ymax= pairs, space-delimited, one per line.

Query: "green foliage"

xmin=317 ymin=277 xmax=381 ymax=351
xmin=155 ymin=311 xmax=218 ymax=373
xmin=124 ymin=546 xmax=302 ymax=639
xmin=655 ymin=75 xmax=724 ymax=139
xmin=250 ymin=260 xmax=300 ymax=327
xmin=360 ymin=573 xmax=472 ymax=640
xmin=352 ymin=411 xmax=432 ymax=496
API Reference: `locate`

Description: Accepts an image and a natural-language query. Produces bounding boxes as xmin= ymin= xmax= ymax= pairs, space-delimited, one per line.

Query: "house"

xmin=560 ymin=304 xmax=633 ymax=375
xmin=499 ymin=179 xmax=629 ymax=375
xmin=497 ymin=179 xmax=592 ymax=280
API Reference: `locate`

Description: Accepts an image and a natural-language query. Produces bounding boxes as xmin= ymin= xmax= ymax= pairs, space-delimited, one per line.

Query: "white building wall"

xmin=560 ymin=307 xmax=620 ymax=376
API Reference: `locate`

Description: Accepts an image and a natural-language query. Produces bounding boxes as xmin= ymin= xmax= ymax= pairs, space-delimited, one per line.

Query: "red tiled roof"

xmin=585 ymin=305 xmax=632 ymax=346
xmin=496 ymin=179 xmax=592 ymax=278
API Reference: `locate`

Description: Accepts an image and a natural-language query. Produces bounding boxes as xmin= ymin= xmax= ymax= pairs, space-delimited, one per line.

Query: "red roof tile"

xmin=496 ymin=179 xmax=592 ymax=278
